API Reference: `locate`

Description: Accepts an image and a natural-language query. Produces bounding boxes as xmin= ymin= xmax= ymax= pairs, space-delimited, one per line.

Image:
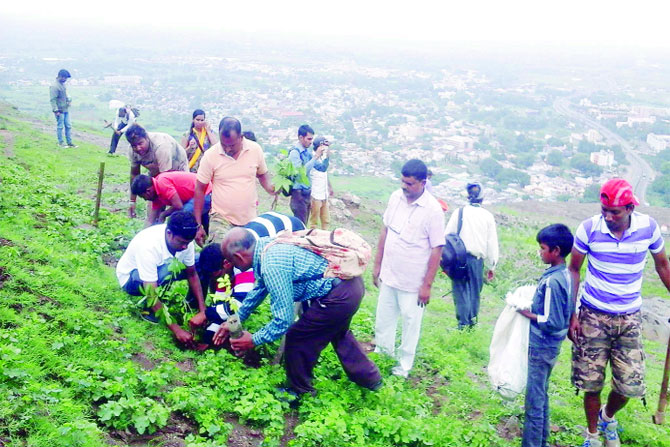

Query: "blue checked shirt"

xmin=237 ymin=237 xmax=334 ymax=346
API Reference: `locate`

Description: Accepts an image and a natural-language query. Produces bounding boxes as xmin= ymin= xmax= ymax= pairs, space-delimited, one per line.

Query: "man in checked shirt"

xmin=212 ymin=227 xmax=382 ymax=398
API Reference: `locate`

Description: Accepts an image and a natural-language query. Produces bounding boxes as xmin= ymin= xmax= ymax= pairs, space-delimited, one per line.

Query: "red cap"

xmin=600 ymin=178 xmax=639 ymax=207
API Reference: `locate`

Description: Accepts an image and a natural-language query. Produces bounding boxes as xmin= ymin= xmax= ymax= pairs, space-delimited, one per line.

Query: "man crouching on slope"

xmin=568 ymin=178 xmax=670 ymax=447
xmin=212 ymin=227 xmax=382 ymax=400
xmin=116 ymin=211 xmax=207 ymax=348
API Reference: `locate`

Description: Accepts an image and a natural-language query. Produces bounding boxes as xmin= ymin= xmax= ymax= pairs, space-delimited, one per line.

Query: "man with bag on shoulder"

xmin=212 ymin=227 xmax=382 ymax=401
xmin=372 ymin=159 xmax=445 ymax=378
xmin=444 ymin=182 xmax=499 ymax=329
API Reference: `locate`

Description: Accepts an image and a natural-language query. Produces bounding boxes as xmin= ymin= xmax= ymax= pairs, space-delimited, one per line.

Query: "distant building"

xmin=590 ymin=150 xmax=614 ymax=167
xmin=445 ymin=135 xmax=476 ymax=150
xmin=647 ymin=133 xmax=670 ymax=153
xmin=586 ymin=129 xmax=602 ymax=143
xmin=103 ymin=75 xmax=141 ymax=86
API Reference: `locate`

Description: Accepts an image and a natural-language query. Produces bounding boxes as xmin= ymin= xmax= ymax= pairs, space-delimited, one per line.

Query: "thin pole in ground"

xmin=652 ymin=319 xmax=670 ymax=425
xmin=93 ymin=162 xmax=105 ymax=227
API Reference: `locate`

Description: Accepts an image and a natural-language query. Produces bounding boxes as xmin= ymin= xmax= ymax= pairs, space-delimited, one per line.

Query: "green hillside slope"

xmin=0 ymin=103 xmax=669 ymax=447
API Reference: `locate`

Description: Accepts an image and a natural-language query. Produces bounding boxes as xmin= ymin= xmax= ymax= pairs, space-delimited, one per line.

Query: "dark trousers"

xmin=284 ymin=276 xmax=382 ymax=394
xmin=109 ymin=122 xmax=127 ymax=153
xmin=290 ymin=189 xmax=311 ymax=225
xmin=451 ymin=254 xmax=484 ymax=327
xmin=521 ymin=345 xmax=560 ymax=447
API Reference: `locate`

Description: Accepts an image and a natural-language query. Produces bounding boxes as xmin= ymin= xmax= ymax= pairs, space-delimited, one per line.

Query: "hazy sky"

xmin=2 ymin=0 xmax=670 ymax=47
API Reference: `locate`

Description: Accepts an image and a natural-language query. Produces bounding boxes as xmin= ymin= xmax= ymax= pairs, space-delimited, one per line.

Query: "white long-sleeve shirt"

xmin=444 ymin=204 xmax=499 ymax=268
xmin=113 ymin=108 xmax=135 ymax=133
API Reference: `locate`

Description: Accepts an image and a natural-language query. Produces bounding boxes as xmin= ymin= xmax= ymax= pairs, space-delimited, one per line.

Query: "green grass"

xmin=1 ymin=102 xmax=670 ymax=446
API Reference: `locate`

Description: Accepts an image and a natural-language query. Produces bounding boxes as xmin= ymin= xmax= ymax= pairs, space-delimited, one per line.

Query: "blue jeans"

xmin=122 ymin=263 xmax=188 ymax=297
xmin=55 ymin=112 xmax=72 ymax=145
xmin=521 ymin=345 xmax=560 ymax=447
xmin=182 ymin=193 xmax=211 ymax=230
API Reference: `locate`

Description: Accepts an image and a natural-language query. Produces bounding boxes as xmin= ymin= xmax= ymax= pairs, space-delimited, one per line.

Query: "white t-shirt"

xmin=116 ymin=224 xmax=195 ymax=287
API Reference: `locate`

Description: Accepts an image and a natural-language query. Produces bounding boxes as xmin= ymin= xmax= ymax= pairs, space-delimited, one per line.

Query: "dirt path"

xmin=0 ymin=130 xmax=15 ymax=157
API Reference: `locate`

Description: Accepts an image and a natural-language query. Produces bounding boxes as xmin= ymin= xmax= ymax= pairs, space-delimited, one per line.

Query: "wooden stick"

xmin=93 ymin=162 xmax=105 ymax=227
xmin=653 ymin=325 xmax=670 ymax=425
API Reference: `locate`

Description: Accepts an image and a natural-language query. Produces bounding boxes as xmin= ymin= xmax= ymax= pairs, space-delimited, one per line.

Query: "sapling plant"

xmin=273 ymin=149 xmax=309 ymax=196
xmin=138 ymin=258 xmax=188 ymax=326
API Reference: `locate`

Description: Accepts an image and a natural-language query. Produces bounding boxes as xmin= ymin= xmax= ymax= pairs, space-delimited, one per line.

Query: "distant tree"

xmin=480 ymin=158 xmax=502 ymax=178
xmin=581 ymin=184 xmax=600 ymax=202
xmin=570 ymin=153 xmax=603 ymax=176
xmin=657 ymin=149 xmax=670 ymax=162
xmin=496 ymin=168 xmax=530 ymax=187
xmin=546 ymin=150 xmax=564 ymax=167
xmin=513 ymin=152 xmax=536 ymax=169
xmin=546 ymin=137 xmax=563 ymax=147
xmin=578 ymin=140 xmax=599 ymax=154
xmin=661 ymin=162 xmax=670 ymax=175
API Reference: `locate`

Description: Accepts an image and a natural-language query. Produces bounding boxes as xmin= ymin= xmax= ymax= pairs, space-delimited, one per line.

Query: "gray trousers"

xmin=451 ymin=254 xmax=484 ymax=327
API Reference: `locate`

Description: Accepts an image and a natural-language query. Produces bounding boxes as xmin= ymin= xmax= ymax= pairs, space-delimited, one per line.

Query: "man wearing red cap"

xmin=568 ymin=178 xmax=670 ymax=447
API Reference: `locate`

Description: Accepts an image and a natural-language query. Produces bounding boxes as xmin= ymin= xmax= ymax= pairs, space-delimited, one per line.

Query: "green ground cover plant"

xmin=0 ymin=103 xmax=669 ymax=446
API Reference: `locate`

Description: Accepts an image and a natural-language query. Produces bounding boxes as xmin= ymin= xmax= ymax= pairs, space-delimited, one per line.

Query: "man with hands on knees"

xmin=212 ymin=227 xmax=382 ymax=398
xmin=115 ymin=211 xmax=207 ymax=348
xmin=372 ymin=159 xmax=445 ymax=379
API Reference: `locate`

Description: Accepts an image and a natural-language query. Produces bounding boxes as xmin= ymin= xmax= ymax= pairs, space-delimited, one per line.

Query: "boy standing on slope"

xmin=517 ymin=224 xmax=574 ymax=447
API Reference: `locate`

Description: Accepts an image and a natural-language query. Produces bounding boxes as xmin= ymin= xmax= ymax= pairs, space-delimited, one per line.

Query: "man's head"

xmin=125 ymin=124 xmax=150 ymax=156
xmin=536 ymin=224 xmax=574 ymax=264
xmin=218 ymin=117 xmax=243 ymax=157
xmin=130 ymin=174 xmax=157 ymax=201
xmin=199 ymin=243 xmax=230 ymax=278
xmin=298 ymin=124 xmax=314 ymax=148
xmin=466 ymin=182 xmax=484 ymax=204
xmin=400 ymin=159 xmax=427 ymax=202
xmin=57 ymin=69 xmax=71 ymax=83
xmin=118 ymin=107 xmax=127 ymax=117
xmin=221 ymin=228 xmax=256 ymax=271
xmin=165 ymin=211 xmax=199 ymax=253
xmin=313 ymin=136 xmax=329 ymax=150
xmin=599 ymin=178 xmax=638 ymax=233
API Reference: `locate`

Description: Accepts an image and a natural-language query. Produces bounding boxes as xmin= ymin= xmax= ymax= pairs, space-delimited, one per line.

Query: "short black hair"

xmin=218 ymin=117 xmax=241 ymax=138
xmin=130 ymin=174 xmax=152 ymax=196
xmin=401 ymin=159 xmax=428 ymax=181
xmin=58 ymin=69 xmax=71 ymax=78
xmin=537 ymin=224 xmax=574 ymax=258
xmin=166 ymin=211 xmax=199 ymax=240
xmin=125 ymin=124 xmax=148 ymax=145
xmin=298 ymin=124 xmax=314 ymax=137
xmin=242 ymin=131 xmax=257 ymax=142
xmin=199 ymin=243 xmax=224 ymax=275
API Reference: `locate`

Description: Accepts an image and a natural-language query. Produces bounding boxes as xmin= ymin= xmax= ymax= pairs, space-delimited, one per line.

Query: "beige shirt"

xmin=196 ymin=138 xmax=268 ymax=226
xmin=129 ymin=132 xmax=188 ymax=177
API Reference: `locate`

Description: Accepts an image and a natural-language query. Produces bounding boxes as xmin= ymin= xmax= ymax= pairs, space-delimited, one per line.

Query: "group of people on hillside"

xmin=53 ymin=69 xmax=667 ymax=447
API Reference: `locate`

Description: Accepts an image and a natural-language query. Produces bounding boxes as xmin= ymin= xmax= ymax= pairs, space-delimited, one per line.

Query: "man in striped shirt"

xmin=568 ymin=178 xmax=670 ymax=447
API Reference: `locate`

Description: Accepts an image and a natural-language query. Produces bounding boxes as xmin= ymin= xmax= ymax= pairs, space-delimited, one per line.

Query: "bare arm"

xmin=128 ymin=164 xmax=141 ymax=218
xmin=158 ymin=194 xmax=184 ymax=223
xmin=144 ymin=205 xmax=160 ymax=228
xmin=142 ymin=281 xmax=195 ymax=348
xmin=372 ymin=226 xmax=388 ymax=288
xmin=193 ymin=180 xmax=208 ymax=246
xmin=418 ymin=245 xmax=443 ymax=307
xmin=257 ymin=171 xmax=276 ymax=196
xmin=652 ymin=247 xmax=670 ymax=292
xmin=567 ymin=248 xmax=586 ymax=342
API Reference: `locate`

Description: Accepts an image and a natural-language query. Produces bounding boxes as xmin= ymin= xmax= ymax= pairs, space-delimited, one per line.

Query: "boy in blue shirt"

xmin=518 ymin=223 xmax=574 ymax=447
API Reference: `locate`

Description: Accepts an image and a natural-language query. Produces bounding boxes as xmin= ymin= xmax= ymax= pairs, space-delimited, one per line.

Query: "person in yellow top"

xmin=181 ymin=109 xmax=217 ymax=172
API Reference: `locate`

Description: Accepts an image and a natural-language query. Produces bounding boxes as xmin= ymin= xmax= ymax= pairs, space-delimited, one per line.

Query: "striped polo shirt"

xmin=574 ymin=212 xmax=664 ymax=314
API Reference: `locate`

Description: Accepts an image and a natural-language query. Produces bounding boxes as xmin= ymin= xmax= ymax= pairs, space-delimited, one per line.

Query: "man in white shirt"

xmin=106 ymin=106 xmax=136 ymax=155
xmin=116 ymin=211 xmax=207 ymax=347
xmin=444 ymin=182 xmax=499 ymax=329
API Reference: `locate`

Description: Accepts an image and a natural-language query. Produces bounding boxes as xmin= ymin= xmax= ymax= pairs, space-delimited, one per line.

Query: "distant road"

xmin=553 ymin=98 xmax=654 ymax=205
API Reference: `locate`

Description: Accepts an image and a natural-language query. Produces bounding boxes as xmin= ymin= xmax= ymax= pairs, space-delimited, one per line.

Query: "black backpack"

xmin=440 ymin=207 xmax=468 ymax=280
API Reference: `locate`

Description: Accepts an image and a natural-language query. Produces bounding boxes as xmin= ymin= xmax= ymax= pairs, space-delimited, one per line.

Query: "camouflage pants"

xmin=571 ymin=305 xmax=645 ymax=398
xmin=207 ymin=212 xmax=236 ymax=245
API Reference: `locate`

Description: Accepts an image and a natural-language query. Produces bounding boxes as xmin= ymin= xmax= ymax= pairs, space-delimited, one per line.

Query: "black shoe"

xmin=67 ymin=143 xmax=78 ymax=148
xmin=140 ymin=307 xmax=159 ymax=324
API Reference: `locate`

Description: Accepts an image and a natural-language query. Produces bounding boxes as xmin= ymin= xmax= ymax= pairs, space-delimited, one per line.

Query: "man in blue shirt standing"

xmin=288 ymin=124 xmax=326 ymax=225
xmin=213 ymin=227 xmax=382 ymax=397
xmin=49 ymin=69 xmax=77 ymax=148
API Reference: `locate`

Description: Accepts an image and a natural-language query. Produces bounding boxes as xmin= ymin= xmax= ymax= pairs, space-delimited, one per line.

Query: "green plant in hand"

xmin=273 ymin=149 xmax=308 ymax=195
xmin=138 ymin=258 xmax=189 ymax=326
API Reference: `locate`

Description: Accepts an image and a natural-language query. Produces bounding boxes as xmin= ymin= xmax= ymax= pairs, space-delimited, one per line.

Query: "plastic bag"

xmin=488 ymin=285 xmax=536 ymax=399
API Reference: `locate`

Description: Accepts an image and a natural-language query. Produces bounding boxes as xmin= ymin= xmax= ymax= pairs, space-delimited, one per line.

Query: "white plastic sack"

xmin=488 ymin=284 xmax=536 ymax=399
xmin=108 ymin=99 xmax=125 ymax=110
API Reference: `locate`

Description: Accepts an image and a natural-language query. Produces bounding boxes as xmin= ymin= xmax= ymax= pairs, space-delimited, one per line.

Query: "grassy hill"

xmin=0 ymin=102 xmax=669 ymax=447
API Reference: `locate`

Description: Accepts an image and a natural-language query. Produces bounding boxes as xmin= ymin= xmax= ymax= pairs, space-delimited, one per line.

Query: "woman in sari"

xmin=181 ymin=109 xmax=217 ymax=172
